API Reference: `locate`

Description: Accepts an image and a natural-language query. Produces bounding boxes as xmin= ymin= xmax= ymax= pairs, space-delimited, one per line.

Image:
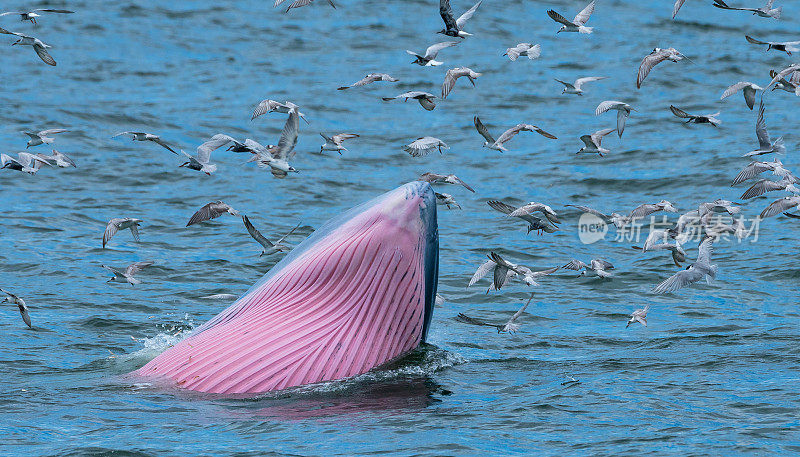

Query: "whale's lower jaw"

xmin=133 ymin=182 xmax=439 ymax=394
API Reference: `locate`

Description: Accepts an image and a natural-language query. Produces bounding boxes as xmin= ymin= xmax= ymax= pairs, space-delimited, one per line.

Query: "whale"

xmin=132 ymin=181 xmax=439 ymax=394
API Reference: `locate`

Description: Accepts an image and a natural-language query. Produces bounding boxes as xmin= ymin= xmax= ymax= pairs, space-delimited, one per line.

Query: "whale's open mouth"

xmin=132 ymin=182 xmax=439 ymax=394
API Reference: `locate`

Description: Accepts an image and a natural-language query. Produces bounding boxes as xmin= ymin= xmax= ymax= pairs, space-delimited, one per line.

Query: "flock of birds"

xmin=1 ymin=1 xmax=799 ymax=347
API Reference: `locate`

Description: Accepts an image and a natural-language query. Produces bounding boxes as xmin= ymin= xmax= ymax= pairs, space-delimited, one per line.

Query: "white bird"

xmin=720 ymin=81 xmax=763 ymax=110
xmin=112 ymin=131 xmax=176 ymax=153
xmin=669 ymin=105 xmax=721 ymax=126
xmin=760 ymin=195 xmax=800 ymax=218
xmin=441 ymin=67 xmax=482 ymax=99
xmin=697 ymin=199 xmax=740 ymax=219
xmin=743 ymin=101 xmax=785 ymax=157
xmin=745 ymin=35 xmax=800 ymax=55
xmin=504 ymin=43 xmax=541 ymax=61
xmin=103 ymin=218 xmax=142 ymax=248
xmin=102 ymin=261 xmax=154 ymax=286
xmin=439 ymin=0 xmax=482 ymax=37
xmin=403 ymin=137 xmax=449 ymax=157
xmin=487 ymin=200 xmax=557 ymax=234
xmin=731 ymin=159 xmax=795 ymax=185
xmin=637 ymin=48 xmax=686 ymax=89
xmin=0 ymin=27 xmax=56 ymax=65
xmin=473 ymin=116 xmax=557 ymax=152
xmin=489 ymin=252 xmax=559 ymax=289
xmin=276 ymin=0 xmax=336 ymax=13
xmin=626 ymin=305 xmax=648 ymax=328
xmin=199 ymin=294 xmax=239 ymax=300
xmin=740 ymin=177 xmax=799 ymax=199
xmin=252 ymin=108 xmax=300 ymax=177
xmin=1 ymin=288 xmax=31 ymax=328
xmin=406 ymin=41 xmax=460 ymax=66
xmin=634 ymin=239 xmax=686 ymax=267
xmin=250 ymin=99 xmax=309 ymax=123
xmin=507 ymin=202 xmax=560 ymax=224
xmin=595 ymin=101 xmax=634 ymax=138
xmin=455 ymin=293 xmax=537 ymax=333
xmin=418 ymin=172 xmax=475 ymax=192
xmin=653 ymin=237 xmax=716 ymax=294
xmin=242 ymin=216 xmax=300 ymax=256
xmin=319 ymin=133 xmax=359 ymax=154
xmin=435 ymin=192 xmax=461 ymax=209
xmin=0 ymin=8 xmax=73 ymax=25
xmin=382 ymin=91 xmax=438 ymax=111
xmin=186 ymin=201 xmax=239 ymax=226
xmin=713 ymin=0 xmax=781 ymax=18
xmin=767 ymin=66 xmax=800 ymax=95
xmin=577 ymin=128 xmax=615 ymax=157
xmin=555 ymin=76 xmax=607 ymax=95
xmin=337 ymin=73 xmax=398 ymax=90
xmin=565 ymin=204 xmax=629 ymax=228
xmin=23 ymin=128 xmax=67 ymax=148
xmin=1 ymin=152 xmax=51 ymax=174
xmin=178 ymin=134 xmax=233 ymax=175
xmin=36 ymin=149 xmax=75 ymax=168
xmin=547 ymin=0 xmax=595 ymax=34
xmin=562 ymin=259 xmax=615 ymax=278
xmin=629 ymin=200 xmax=678 ymax=219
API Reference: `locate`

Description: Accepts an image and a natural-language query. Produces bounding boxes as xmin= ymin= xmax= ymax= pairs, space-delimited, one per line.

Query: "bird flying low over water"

xmin=745 ymin=35 xmax=800 ymax=55
xmin=731 ymin=159 xmax=795 ymax=185
xmin=653 ymin=237 xmax=716 ymax=294
xmin=1 ymin=152 xmax=51 ymax=174
xmin=441 ymin=67 xmax=482 ymax=99
xmin=1 ymin=288 xmax=31 ymax=328
xmin=0 ymin=8 xmax=73 ymax=25
xmin=319 ymin=133 xmax=359 ymax=154
xmin=507 ymin=202 xmax=560 ymax=224
xmin=382 ymin=91 xmax=438 ymax=110
xmin=626 ymin=305 xmax=648 ymax=328
xmin=435 ymin=192 xmax=461 ymax=209
xmin=637 ymin=47 xmax=686 ymax=89
xmin=178 ymin=134 xmax=234 ymax=175
xmin=629 ymin=200 xmax=678 ymax=219
xmin=565 ymin=204 xmax=629 ymax=228
xmin=760 ymin=195 xmax=800 ymax=218
xmin=765 ymin=64 xmax=800 ymax=94
xmin=504 ymin=43 xmax=540 ymax=61
xmin=487 ymin=200 xmax=557 ymax=234
xmin=403 ymin=137 xmax=449 ymax=157
xmin=276 ymin=0 xmax=336 ymax=13
xmin=23 ymin=129 xmax=67 ymax=148
xmin=242 ymin=216 xmax=300 ymax=257
xmin=740 ymin=177 xmax=799 ymax=199
xmin=0 ymin=27 xmax=56 ymax=65
xmin=251 ymin=99 xmax=309 ymax=123
xmin=555 ymin=76 xmax=607 ymax=95
xmin=251 ymin=108 xmax=300 ymax=177
xmin=473 ymin=116 xmax=557 ymax=152
xmin=547 ymin=0 xmax=596 ymax=34
xmin=36 ymin=149 xmax=76 ymax=168
xmin=438 ymin=0 xmax=482 ymax=37
xmin=102 ymin=262 xmax=154 ymax=286
xmin=720 ymin=81 xmax=763 ymax=110
xmin=743 ymin=101 xmax=784 ymax=157
xmin=406 ymin=41 xmax=459 ymax=66
xmin=669 ymin=105 xmax=721 ymax=126
xmin=713 ymin=0 xmax=782 ymax=18
xmin=337 ymin=73 xmax=398 ymax=90
xmin=103 ymin=218 xmax=142 ymax=248
xmin=112 ymin=131 xmax=176 ymax=153
xmin=595 ymin=101 xmax=634 ymax=138
xmin=577 ymin=128 xmax=615 ymax=157
xmin=562 ymin=259 xmax=615 ymax=278
xmin=186 ymin=201 xmax=239 ymax=226
xmin=418 ymin=172 xmax=475 ymax=192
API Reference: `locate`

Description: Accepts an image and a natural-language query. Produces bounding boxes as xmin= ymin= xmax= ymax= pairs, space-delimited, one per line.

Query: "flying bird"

xmin=441 ymin=67 xmax=482 ymax=99
xmin=745 ymin=35 xmax=800 ymax=55
xmin=720 ymin=81 xmax=763 ymax=110
xmin=487 ymin=200 xmax=557 ymax=234
xmin=251 ymin=108 xmax=300 ymax=177
xmin=488 ymin=252 xmax=559 ymax=289
xmin=731 ymin=159 xmax=795 ymax=185
xmin=547 ymin=0 xmax=596 ymax=34
xmin=319 ymin=133 xmax=359 ymax=154
xmin=626 ymin=305 xmax=648 ymax=328
xmin=112 ymin=131 xmax=176 ymax=153
xmin=555 ymin=76 xmax=607 ymax=95
xmin=507 ymin=202 xmax=560 ymax=224
xmin=1 ymin=288 xmax=31 ymax=328
xmin=102 ymin=262 xmax=154 ymax=286
xmin=473 ymin=116 xmax=557 ymax=152
xmin=595 ymin=101 xmax=634 ymax=137
xmin=36 ymin=149 xmax=75 ymax=168
xmin=0 ymin=27 xmax=56 ymax=65
xmin=438 ymin=0 xmax=482 ymax=37
xmin=760 ymin=195 xmax=800 ymax=218
xmin=435 ymin=192 xmax=462 ymax=209
xmin=562 ymin=259 xmax=615 ymax=278
xmin=406 ymin=41 xmax=459 ymax=66
xmin=765 ymin=64 xmax=800 ymax=94
xmin=250 ymin=99 xmax=309 ymax=123
xmin=712 ymin=0 xmax=781 ymax=18
xmin=653 ymin=237 xmax=716 ymax=294
xmin=103 ymin=218 xmax=142 ymax=248
xmin=276 ymin=0 xmax=336 ymax=13
xmin=740 ymin=177 xmax=799 ymax=199
xmin=577 ymin=128 xmax=615 ymax=156
xmin=0 ymin=8 xmax=73 ymax=25
xmin=418 ymin=172 xmax=475 ymax=192
xmin=633 ymin=240 xmax=686 ymax=267
xmin=23 ymin=129 xmax=67 ymax=148
xmin=178 ymin=133 xmax=233 ymax=175
xmin=565 ymin=204 xmax=629 ymax=228
xmin=186 ymin=201 xmax=240 ymax=227
xmin=743 ymin=101 xmax=784 ymax=157
xmin=242 ymin=216 xmax=300 ymax=256
xmin=403 ymin=137 xmax=449 ymax=157
xmin=637 ymin=48 xmax=686 ymax=89
xmin=669 ymin=105 xmax=721 ymax=126
xmin=382 ymin=91 xmax=437 ymax=111
xmin=337 ymin=73 xmax=398 ymax=90
xmin=1 ymin=152 xmax=51 ymax=174
xmin=504 ymin=43 xmax=540 ymax=61
xmin=629 ymin=200 xmax=678 ymax=219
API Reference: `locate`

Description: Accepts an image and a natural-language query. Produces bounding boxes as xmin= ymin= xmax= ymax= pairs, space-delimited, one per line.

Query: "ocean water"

xmin=2 ymin=0 xmax=800 ymax=454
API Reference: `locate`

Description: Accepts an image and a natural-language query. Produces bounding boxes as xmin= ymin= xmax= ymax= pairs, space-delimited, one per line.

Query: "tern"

xmin=577 ymin=128 xmax=615 ymax=156
xmin=418 ymin=172 xmax=475 ymax=192
xmin=740 ymin=177 xmax=799 ymax=199
xmin=252 ymin=108 xmax=300 ymax=177
xmin=251 ymin=99 xmax=309 ymax=123
xmin=629 ymin=200 xmax=678 ymax=219
xmin=406 ymin=41 xmax=459 ymax=66
xmin=382 ymin=91 xmax=437 ymax=111
xmin=713 ymin=0 xmax=781 ymax=18
xmin=276 ymin=0 xmax=336 ymax=13
xmin=1 ymin=288 xmax=31 ymax=328
xmin=0 ymin=8 xmax=73 ymax=24
xmin=0 ymin=27 xmax=56 ymax=65
xmin=319 ymin=133 xmax=359 ymax=154
xmin=186 ymin=201 xmax=239 ymax=226
xmin=507 ymin=202 xmax=560 ymax=224
xmin=562 ymin=259 xmax=615 ymax=278
xmin=102 ymin=262 xmax=154 ymax=286
xmin=403 ymin=137 xmax=449 ymax=157
xmin=653 ymin=237 xmax=716 ymax=294
xmin=743 ymin=101 xmax=784 ymax=157
xmin=504 ymin=43 xmax=541 ymax=61
xmin=547 ymin=0 xmax=595 ymax=34
xmin=179 ymin=134 xmax=233 ymax=175
xmin=488 ymin=252 xmax=559 ymax=289
xmin=487 ymin=200 xmax=557 ymax=234
xmin=1 ymin=152 xmax=51 ymax=174
xmin=565 ymin=204 xmax=629 ymax=228
xmin=595 ymin=101 xmax=634 ymax=138
xmin=439 ymin=0 xmax=482 ymax=37
xmin=103 ymin=218 xmax=142 ymax=248
xmin=243 ymin=216 xmax=300 ymax=256
xmin=112 ymin=131 xmax=176 ymax=154
xmin=637 ymin=48 xmax=686 ymax=89
xmin=36 ymin=149 xmax=75 ymax=168
xmin=760 ymin=195 xmax=800 ymax=218
xmin=766 ymin=65 xmax=800 ymax=95
xmin=435 ymin=192 xmax=462 ymax=209
xmin=633 ymin=240 xmax=686 ymax=267
xmin=555 ymin=76 xmax=607 ymax=95
xmin=720 ymin=81 xmax=763 ymax=110
xmin=626 ymin=305 xmax=648 ymax=328
xmin=337 ymin=73 xmax=398 ymax=90
xmin=473 ymin=116 xmax=557 ymax=152
xmin=731 ymin=159 xmax=795 ymax=185
xmin=745 ymin=35 xmax=800 ymax=55
xmin=441 ymin=67 xmax=482 ymax=99
xmin=23 ymin=128 xmax=67 ymax=148
xmin=669 ymin=105 xmax=721 ymax=126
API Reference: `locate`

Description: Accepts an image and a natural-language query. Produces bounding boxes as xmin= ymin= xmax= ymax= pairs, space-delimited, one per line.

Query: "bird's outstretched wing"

xmin=473 ymin=116 xmax=495 ymax=144
xmin=242 ymin=215 xmax=274 ymax=249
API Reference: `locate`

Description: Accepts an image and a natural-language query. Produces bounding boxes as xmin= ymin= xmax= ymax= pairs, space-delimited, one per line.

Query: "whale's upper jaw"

xmin=133 ymin=182 xmax=440 ymax=394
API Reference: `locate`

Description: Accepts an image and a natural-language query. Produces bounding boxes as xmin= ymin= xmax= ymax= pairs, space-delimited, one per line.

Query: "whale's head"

xmin=133 ymin=182 xmax=439 ymax=394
